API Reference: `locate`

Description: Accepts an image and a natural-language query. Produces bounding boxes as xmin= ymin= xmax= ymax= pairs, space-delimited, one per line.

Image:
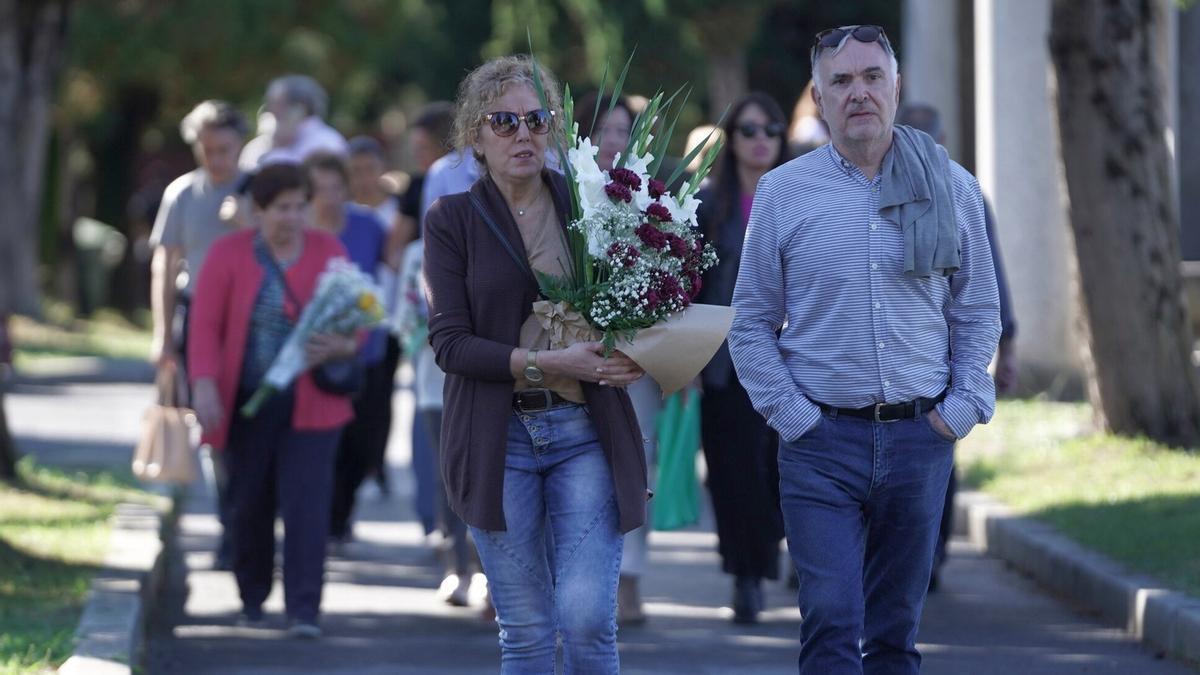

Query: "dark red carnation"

xmin=607 ymin=242 xmax=641 ymax=267
xmin=687 ymin=272 xmax=703 ymax=299
xmin=609 ymin=168 xmax=642 ymax=191
xmin=635 ymin=223 xmax=668 ymax=250
xmin=604 ymin=181 xmax=633 ymax=203
xmin=666 ymin=233 xmax=689 ymax=258
xmin=645 ymin=202 xmax=672 ymax=222
xmin=644 ymin=290 xmax=661 ymax=311
xmin=648 ymin=179 xmax=667 ymax=199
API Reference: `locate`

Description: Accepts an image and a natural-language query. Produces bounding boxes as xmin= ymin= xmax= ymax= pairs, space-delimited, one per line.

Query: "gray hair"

xmin=811 ymin=29 xmax=899 ymax=93
xmin=450 ymin=55 xmax=563 ymax=173
xmin=267 ymin=74 xmax=329 ymax=119
xmin=179 ymin=100 xmax=248 ymax=145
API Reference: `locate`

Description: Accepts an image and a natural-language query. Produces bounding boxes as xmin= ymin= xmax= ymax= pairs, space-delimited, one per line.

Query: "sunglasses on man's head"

xmin=813 ymin=24 xmax=892 ymax=54
xmin=483 ymin=109 xmax=555 ymax=137
xmin=736 ymin=122 xmax=785 ymax=139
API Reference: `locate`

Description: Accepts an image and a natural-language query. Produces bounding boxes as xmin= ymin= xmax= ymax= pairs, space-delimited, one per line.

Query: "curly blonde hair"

xmin=451 ymin=54 xmax=563 ymax=173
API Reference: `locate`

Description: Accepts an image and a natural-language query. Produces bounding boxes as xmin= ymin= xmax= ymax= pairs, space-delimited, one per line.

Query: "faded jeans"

xmin=469 ymin=404 xmax=623 ymax=675
xmin=779 ymin=408 xmax=955 ymax=675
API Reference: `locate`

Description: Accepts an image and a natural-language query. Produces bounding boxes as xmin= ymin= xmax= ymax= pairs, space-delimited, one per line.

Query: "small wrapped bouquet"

xmin=240 ymin=258 xmax=385 ymax=417
xmin=530 ymin=56 xmax=735 ymax=394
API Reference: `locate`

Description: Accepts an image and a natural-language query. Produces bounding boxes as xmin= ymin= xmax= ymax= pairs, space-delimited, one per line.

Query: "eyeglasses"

xmin=736 ymin=122 xmax=785 ymax=139
xmin=482 ymin=109 xmax=555 ymax=137
xmin=811 ymin=24 xmax=893 ymax=59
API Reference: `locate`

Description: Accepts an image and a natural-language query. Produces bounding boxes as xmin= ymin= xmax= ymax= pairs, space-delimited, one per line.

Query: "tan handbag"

xmin=132 ymin=366 xmax=199 ymax=484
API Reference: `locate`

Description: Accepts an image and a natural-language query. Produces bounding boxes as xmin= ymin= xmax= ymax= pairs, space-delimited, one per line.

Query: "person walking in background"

xmin=369 ymin=102 xmax=456 ymax=500
xmin=411 ymin=102 xmax=481 ymax=537
xmin=240 ymin=75 xmax=347 ymax=170
xmin=347 ymin=135 xmax=407 ymax=499
xmin=423 ymin=55 xmax=647 ymax=673
xmin=188 ymin=163 xmax=357 ymax=639
xmin=728 ymin=25 xmax=999 ymax=672
xmin=149 ymin=100 xmax=249 ymax=572
xmin=896 ymin=101 xmax=1019 ymax=593
xmin=694 ymin=91 xmax=790 ymax=625
xmin=394 ymin=236 xmax=480 ymax=607
xmin=574 ymin=91 xmax=659 ymax=626
xmin=392 ymin=101 xmax=485 ymax=606
xmin=304 ymin=152 xmax=391 ymax=550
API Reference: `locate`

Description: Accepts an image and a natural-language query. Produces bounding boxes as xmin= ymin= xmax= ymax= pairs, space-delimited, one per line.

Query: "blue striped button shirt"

xmin=727 ymin=143 xmax=1001 ymax=442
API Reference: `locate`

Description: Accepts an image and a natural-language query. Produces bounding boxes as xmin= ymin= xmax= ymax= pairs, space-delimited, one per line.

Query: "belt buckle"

xmin=517 ymin=389 xmax=553 ymax=413
xmin=873 ymin=402 xmax=898 ymax=423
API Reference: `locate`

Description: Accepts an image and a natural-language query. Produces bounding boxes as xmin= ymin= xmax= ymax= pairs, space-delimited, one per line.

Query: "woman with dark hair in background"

xmin=695 ymin=91 xmax=791 ymax=624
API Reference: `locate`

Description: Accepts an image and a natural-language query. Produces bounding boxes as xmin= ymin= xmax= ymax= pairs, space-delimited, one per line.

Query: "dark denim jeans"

xmin=469 ymin=404 xmax=623 ymax=675
xmin=779 ymin=408 xmax=954 ymax=675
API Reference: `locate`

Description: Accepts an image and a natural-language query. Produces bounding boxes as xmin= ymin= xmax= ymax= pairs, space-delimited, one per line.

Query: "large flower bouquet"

xmin=240 ymin=258 xmax=385 ymax=417
xmin=530 ymin=54 xmax=735 ymax=394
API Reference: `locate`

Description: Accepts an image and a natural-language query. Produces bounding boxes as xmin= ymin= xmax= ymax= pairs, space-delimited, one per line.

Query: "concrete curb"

xmin=58 ymin=490 xmax=179 ymax=675
xmin=955 ymin=490 xmax=1200 ymax=665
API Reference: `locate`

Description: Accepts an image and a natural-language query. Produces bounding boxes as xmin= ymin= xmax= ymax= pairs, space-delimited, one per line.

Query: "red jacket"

xmin=188 ymin=228 xmax=354 ymax=449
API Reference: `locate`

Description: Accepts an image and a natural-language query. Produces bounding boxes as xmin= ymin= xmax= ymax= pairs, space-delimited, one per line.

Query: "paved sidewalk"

xmin=7 ymin=379 xmax=1196 ymax=674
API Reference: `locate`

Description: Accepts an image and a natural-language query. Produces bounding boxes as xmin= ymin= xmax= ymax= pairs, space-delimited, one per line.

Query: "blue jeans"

xmin=469 ymin=404 xmax=623 ymax=675
xmin=779 ymin=408 xmax=954 ymax=675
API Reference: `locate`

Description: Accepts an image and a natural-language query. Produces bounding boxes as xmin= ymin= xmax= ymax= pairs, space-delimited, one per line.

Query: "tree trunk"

xmin=0 ymin=385 xmax=16 ymax=482
xmin=0 ymin=0 xmax=70 ymax=318
xmin=0 ymin=0 xmax=71 ymax=478
xmin=1049 ymin=0 xmax=1200 ymax=446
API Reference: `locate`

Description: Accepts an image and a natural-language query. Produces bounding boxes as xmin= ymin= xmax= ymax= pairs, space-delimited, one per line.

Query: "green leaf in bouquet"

xmin=647 ymin=85 xmax=691 ymax=177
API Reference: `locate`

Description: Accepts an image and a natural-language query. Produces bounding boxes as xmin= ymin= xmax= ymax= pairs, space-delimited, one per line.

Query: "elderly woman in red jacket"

xmin=189 ymin=162 xmax=355 ymax=640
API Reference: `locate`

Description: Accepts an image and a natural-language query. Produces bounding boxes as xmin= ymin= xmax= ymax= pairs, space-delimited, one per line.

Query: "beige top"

xmin=513 ymin=192 xmax=586 ymax=403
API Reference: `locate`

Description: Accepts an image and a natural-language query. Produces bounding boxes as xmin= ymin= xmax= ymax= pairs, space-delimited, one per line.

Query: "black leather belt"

xmin=817 ymin=393 xmax=945 ymax=423
xmin=513 ymin=389 xmax=575 ymax=412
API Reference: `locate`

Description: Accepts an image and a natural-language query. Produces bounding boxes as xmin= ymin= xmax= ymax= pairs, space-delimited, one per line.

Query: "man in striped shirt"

xmin=727 ymin=25 xmax=1000 ymax=674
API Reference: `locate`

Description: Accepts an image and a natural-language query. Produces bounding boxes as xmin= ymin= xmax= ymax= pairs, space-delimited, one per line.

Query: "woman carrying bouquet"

xmin=189 ymin=163 xmax=356 ymax=639
xmin=423 ymin=55 xmax=647 ymax=673
xmin=695 ymin=92 xmax=790 ymax=624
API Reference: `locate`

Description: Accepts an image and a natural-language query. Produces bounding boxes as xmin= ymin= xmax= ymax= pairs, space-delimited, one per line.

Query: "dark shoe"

xmin=732 ymin=576 xmax=762 ymax=624
xmin=617 ymin=574 xmax=647 ymax=626
xmin=237 ymin=607 xmax=265 ymax=627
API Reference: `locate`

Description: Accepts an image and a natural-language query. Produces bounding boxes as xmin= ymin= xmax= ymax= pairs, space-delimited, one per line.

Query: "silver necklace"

xmin=514 ymin=188 xmax=544 ymax=217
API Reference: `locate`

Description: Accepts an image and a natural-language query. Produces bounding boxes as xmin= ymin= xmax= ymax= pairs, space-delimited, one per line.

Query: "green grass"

xmin=11 ymin=300 xmax=152 ymax=365
xmin=0 ymin=458 xmax=158 ymax=674
xmin=958 ymin=399 xmax=1200 ymax=597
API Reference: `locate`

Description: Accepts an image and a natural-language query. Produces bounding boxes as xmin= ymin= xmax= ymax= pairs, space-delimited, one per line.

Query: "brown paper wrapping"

xmin=613 ymin=303 xmax=735 ymax=396
xmin=532 ymin=300 xmax=735 ymax=397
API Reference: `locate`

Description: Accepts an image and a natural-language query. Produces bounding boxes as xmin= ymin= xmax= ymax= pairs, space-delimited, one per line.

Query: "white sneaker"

xmin=436 ymin=574 xmax=471 ymax=607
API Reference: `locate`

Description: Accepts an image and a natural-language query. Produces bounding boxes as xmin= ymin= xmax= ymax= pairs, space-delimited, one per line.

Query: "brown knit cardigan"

xmin=422 ymin=169 xmax=648 ymax=533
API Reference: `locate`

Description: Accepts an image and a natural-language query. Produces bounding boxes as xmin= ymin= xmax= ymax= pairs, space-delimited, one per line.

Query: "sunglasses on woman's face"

xmin=737 ymin=122 xmax=785 ymax=139
xmin=482 ymin=109 xmax=555 ymax=137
